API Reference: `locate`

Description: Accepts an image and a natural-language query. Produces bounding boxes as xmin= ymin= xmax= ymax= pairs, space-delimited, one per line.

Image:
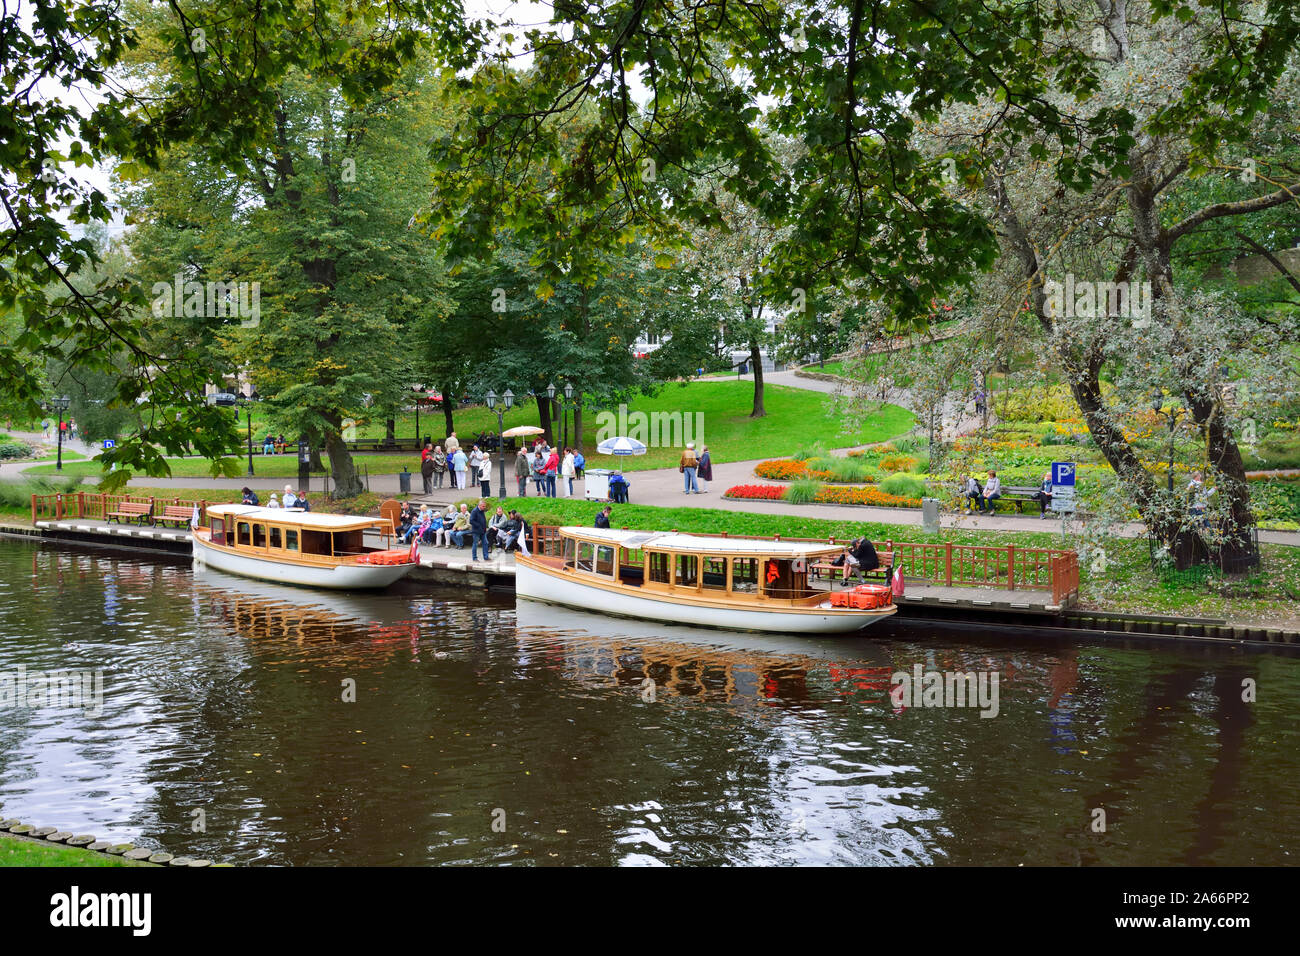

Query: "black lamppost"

xmin=239 ymin=389 xmax=259 ymax=477
xmin=484 ymin=388 xmax=514 ymax=497
xmin=546 ymin=381 xmax=575 ymax=450
xmin=50 ymin=395 xmax=70 ymax=470
xmin=1151 ymin=392 xmax=1183 ymax=492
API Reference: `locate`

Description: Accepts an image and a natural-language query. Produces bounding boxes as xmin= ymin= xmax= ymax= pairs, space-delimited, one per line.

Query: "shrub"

xmin=785 ymin=479 xmax=821 ymax=504
xmin=0 ymin=476 xmax=81 ymax=511
xmin=879 ymin=453 xmax=918 ymax=473
xmin=891 ymin=434 xmax=928 ymax=455
xmin=879 ymin=473 xmax=929 ymax=499
xmin=0 ymin=441 xmax=32 ymax=460
xmin=791 ymin=445 xmax=826 ymax=462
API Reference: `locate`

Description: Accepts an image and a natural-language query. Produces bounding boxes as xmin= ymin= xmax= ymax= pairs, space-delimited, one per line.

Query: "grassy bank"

xmin=0 ymin=832 xmax=134 ymax=867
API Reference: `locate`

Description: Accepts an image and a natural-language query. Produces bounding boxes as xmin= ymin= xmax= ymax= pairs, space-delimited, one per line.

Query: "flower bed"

xmin=725 ymin=483 xmax=922 ymax=508
xmin=723 ymin=483 xmax=787 ymax=500
xmin=754 ymin=459 xmax=811 ymax=481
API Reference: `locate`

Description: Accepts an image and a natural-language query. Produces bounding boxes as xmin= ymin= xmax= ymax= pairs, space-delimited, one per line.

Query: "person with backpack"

xmin=962 ymin=474 xmax=984 ymax=513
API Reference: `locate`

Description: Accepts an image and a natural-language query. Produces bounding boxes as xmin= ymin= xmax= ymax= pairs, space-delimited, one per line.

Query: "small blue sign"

xmin=102 ymin=439 xmax=115 ymax=450
xmin=1052 ymin=461 xmax=1076 ymax=486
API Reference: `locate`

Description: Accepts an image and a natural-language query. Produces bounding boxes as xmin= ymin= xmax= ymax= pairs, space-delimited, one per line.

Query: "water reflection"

xmin=0 ymin=542 xmax=1296 ymax=866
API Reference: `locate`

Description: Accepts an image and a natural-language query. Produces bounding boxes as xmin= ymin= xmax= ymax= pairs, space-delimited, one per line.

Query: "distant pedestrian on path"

xmin=680 ymin=442 xmax=699 ymax=494
xmin=561 ymin=448 xmax=576 ymax=497
xmin=431 ymin=446 xmax=447 ymax=488
xmin=452 ymin=447 xmax=468 ymax=491
xmin=697 ymin=445 xmax=713 ymax=493
xmin=421 ymin=451 xmax=436 ymax=494
xmin=515 ymin=447 xmax=531 ymax=496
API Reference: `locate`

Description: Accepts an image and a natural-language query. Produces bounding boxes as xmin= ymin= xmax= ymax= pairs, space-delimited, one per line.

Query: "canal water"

xmin=0 ymin=541 xmax=1295 ymax=866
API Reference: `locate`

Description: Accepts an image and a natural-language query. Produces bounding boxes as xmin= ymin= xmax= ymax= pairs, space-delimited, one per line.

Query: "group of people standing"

xmin=678 ymin=442 xmax=713 ymax=494
xmin=420 ymin=433 xmax=495 ymax=496
xmin=515 ymin=441 xmax=582 ymax=498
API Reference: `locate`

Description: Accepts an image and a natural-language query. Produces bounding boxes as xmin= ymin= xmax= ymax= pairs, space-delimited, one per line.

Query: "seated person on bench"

xmin=840 ymin=537 xmax=879 ymax=582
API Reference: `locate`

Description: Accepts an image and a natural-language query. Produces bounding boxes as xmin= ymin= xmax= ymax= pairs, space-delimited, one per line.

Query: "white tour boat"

xmin=515 ymin=526 xmax=897 ymax=634
xmin=192 ymin=504 xmax=418 ymax=589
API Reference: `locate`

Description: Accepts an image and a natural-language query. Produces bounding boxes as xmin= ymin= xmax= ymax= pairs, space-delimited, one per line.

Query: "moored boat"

xmin=192 ymin=504 xmax=417 ymax=590
xmin=515 ymin=526 xmax=897 ymax=634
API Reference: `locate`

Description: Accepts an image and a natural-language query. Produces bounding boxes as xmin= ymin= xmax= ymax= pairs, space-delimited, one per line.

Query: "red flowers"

xmin=725 ymin=484 xmax=922 ymax=508
xmin=724 ymin=484 xmax=787 ymax=500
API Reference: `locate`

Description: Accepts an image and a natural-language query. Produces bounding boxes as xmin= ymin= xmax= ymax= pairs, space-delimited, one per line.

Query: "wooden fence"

xmin=31 ymin=492 xmax=209 ymax=525
xmin=531 ymin=526 xmax=1080 ymax=603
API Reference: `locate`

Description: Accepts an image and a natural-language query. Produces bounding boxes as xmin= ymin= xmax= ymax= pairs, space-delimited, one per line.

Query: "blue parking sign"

xmin=1052 ymin=462 xmax=1076 ymax=486
xmin=102 ymin=439 xmax=115 ymax=450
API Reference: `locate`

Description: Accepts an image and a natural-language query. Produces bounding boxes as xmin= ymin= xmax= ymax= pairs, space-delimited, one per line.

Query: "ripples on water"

xmin=0 ymin=543 xmax=1296 ymax=866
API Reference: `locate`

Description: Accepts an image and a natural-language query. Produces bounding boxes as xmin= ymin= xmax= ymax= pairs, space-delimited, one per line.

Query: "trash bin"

xmin=922 ymin=497 xmax=940 ymax=534
xmin=398 ymin=468 xmax=412 ymax=494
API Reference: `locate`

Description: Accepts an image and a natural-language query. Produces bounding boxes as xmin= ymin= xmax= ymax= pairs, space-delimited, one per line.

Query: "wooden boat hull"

xmin=192 ymin=533 xmax=414 ymax=590
xmin=516 ymin=559 xmax=895 ymax=634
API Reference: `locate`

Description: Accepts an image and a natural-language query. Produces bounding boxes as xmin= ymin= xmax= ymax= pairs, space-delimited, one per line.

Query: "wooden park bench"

xmin=106 ymin=501 xmax=152 ymax=525
xmin=811 ymin=549 xmax=894 ymax=585
xmin=154 ymin=505 xmax=197 ymax=527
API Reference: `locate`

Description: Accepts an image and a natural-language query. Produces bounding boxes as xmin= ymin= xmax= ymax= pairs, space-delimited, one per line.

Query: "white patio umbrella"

xmin=596 ymin=436 xmax=648 ymax=456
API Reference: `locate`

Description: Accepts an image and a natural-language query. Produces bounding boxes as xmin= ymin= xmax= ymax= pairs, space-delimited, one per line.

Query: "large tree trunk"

xmin=384 ymin=416 xmax=396 ymax=444
xmin=537 ymin=392 xmax=553 ymax=443
xmin=440 ymin=385 xmax=455 ymax=440
xmin=573 ymin=403 xmax=583 ymax=452
xmin=749 ymin=342 xmax=766 ymax=418
xmin=325 ymin=428 xmax=363 ymax=498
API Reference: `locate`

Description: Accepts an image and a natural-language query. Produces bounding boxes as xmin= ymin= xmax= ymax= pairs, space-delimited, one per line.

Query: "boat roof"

xmin=558 ymin=526 xmax=845 ymax=558
xmin=207 ymin=503 xmax=390 ymax=531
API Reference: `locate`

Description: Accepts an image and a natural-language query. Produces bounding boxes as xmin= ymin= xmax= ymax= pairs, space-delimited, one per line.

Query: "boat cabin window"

xmin=648 ymin=551 xmax=671 ymax=584
xmin=576 ymin=541 xmax=595 ymax=573
xmin=763 ymin=558 xmax=811 ymax=599
xmin=563 ymin=537 xmax=576 ymax=569
xmin=595 ymin=545 xmax=616 ymax=577
xmin=702 ymin=556 xmax=728 ymax=591
xmin=301 ymin=529 xmax=332 ymax=555
xmin=284 ymin=529 xmax=299 ymax=552
xmin=252 ymin=523 xmax=267 ymax=548
xmin=236 ymin=521 xmax=251 ymax=546
xmin=675 ymin=554 xmax=698 ymax=588
xmin=270 ymin=526 xmax=282 ymax=549
xmin=619 ymin=548 xmax=645 ymax=586
xmin=332 ymin=530 xmax=365 ymax=555
xmin=732 ymin=556 xmax=759 ymax=593
xmin=210 ymin=517 xmax=226 ymax=546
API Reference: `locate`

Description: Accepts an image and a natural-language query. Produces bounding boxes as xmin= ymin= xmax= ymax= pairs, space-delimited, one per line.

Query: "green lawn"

xmin=27 ymin=381 xmax=915 ymax=480
xmin=0 ymin=832 xmax=134 ymax=867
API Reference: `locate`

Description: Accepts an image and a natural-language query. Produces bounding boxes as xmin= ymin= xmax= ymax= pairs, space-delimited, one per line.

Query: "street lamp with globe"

xmin=485 ymin=388 xmax=514 ymax=497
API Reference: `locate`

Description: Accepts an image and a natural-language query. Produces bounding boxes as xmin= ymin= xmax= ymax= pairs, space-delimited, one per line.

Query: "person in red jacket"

xmin=544 ymin=447 xmax=559 ymax=498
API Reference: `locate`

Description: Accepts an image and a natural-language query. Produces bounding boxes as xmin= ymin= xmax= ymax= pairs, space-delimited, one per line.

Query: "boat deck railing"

xmin=33 ymin=491 xmax=210 ymax=525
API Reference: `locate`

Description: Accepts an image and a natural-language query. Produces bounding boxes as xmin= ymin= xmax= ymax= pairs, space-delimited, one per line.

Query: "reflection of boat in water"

xmin=516 ymin=527 xmax=897 ymax=634
xmin=516 ymin=599 xmax=896 ymax=704
xmin=193 ymin=504 xmax=416 ymax=590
